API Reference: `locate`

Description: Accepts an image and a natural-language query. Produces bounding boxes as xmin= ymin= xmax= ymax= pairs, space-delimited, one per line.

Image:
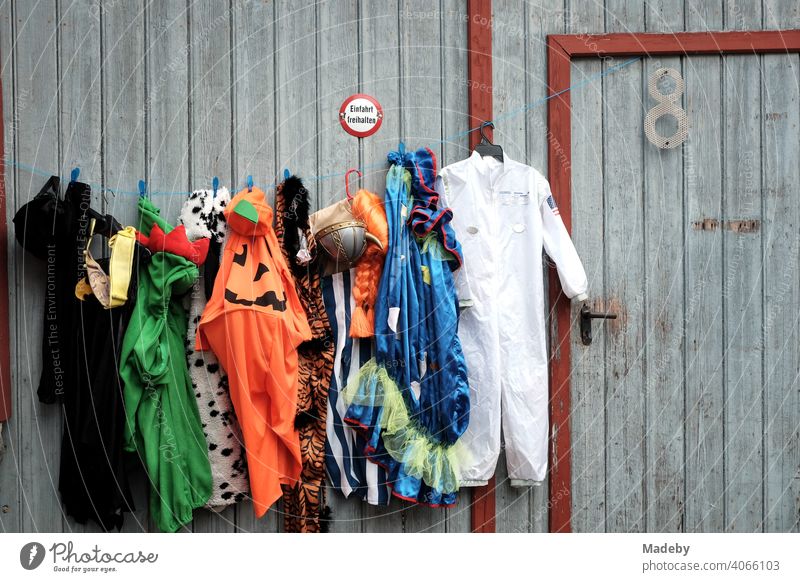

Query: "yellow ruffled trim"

xmin=342 ymin=358 xmax=468 ymax=494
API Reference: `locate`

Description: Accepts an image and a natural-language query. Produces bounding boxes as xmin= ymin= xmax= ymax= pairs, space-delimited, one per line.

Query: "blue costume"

xmin=343 ymin=146 xmax=470 ymax=506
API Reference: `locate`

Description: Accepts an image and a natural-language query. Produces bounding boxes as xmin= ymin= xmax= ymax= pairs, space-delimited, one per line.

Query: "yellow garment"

xmin=75 ymin=223 xmax=136 ymax=309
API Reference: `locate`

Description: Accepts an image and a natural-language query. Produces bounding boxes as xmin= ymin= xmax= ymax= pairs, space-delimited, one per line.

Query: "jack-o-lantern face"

xmin=224 ymin=242 xmax=287 ymax=311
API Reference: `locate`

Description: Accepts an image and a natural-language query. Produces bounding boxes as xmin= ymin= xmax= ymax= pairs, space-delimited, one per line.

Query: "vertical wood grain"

xmin=13 ymin=0 xmax=63 ymax=533
xmin=722 ymin=0 xmax=764 ymax=532
xmin=567 ymin=0 xmax=607 ymax=533
xmin=683 ymin=1 xmax=725 ymax=533
xmin=642 ymin=0 xmax=686 ymax=532
xmin=761 ymin=50 xmax=800 ymax=533
xmin=603 ymin=0 xmax=646 ymax=533
xmin=762 ymin=0 xmax=800 ymax=533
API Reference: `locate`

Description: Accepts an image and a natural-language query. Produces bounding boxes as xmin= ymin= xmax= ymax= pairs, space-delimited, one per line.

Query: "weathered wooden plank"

xmin=568 ymin=0 xmax=606 ymax=532
xmin=0 ymin=0 xmax=20 ymax=534
xmin=358 ymin=0 xmax=400 ymax=199
xmin=188 ymin=0 xmax=234 ymax=534
xmin=721 ymin=0 xmax=764 ymax=536
xmin=603 ymin=0 xmax=646 ymax=533
xmin=146 ymin=0 xmax=189 ymax=224
xmin=763 ymin=0 xmax=800 ymax=535
xmin=58 ymin=0 xmax=104 ymax=534
xmin=12 ymin=0 xmax=63 ymax=533
xmin=316 ymin=0 xmax=359 ymax=212
xmin=491 ymin=0 xmax=525 ymax=161
xmin=231 ymin=0 xmax=279 ymax=534
xmin=494 ymin=450 xmax=531 ymax=532
xmin=761 ymin=51 xmax=800 ymax=532
xmin=683 ymin=3 xmax=725 ymax=534
xmin=642 ymin=0 xmax=686 ymax=533
xmin=722 ymin=56 xmax=764 ymax=533
xmin=102 ymin=0 xmax=145 ymax=228
xmin=275 ymin=0 xmax=318 ymax=183
xmin=399 ymin=0 xmax=445 ymax=533
xmin=441 ymin=0 xmax=470 ymax=533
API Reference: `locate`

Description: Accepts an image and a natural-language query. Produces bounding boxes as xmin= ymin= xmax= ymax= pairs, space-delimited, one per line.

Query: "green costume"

xmin=120 ymin=198 xmax=212 ymax=532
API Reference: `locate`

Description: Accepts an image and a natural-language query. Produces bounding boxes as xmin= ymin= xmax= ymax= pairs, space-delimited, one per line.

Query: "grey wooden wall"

xmin=1 ymin=0 xmax=798 ymax=534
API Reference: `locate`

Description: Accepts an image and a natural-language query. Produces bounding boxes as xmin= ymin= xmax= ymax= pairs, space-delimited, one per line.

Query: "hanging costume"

xmin=323 ymin=189 xmax=391 ymax=505
xmin=179 ymin=187 xmax=250 ymax=509
xmin=342 ymin=147 xmax=470 ymax=506
xmin=436 ymin=151 xmax=588 ymax=486
xmin=323 ymin=269 xmax=391 ymax=505
xmin=274 ymin=175 xmax=335 ymax=533
xmin=120 ymin=197 xmax=213 ymax=532
xmin=14 ymin=176 xmax=138 ymax=529
xmin=196 ymin=186 xmax=312 ymax=518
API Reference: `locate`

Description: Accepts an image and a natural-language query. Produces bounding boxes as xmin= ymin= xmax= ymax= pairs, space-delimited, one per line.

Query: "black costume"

xmin=13 ymin=177 xmax=142 ymax=530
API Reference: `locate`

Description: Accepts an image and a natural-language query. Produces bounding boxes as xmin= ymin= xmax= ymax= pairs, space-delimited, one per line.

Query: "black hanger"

xmin=474 ymin=121 xmax=504 ymax=163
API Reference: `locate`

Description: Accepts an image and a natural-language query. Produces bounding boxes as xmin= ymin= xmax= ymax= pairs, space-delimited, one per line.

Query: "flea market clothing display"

xmin=179 ymin=187 xmax=250 ymax=509
xmin=120 ymin=197 xmax=212 ymax=532
xmin=196 ymin=186 xmax=312 ymax=518
xmin=10 ymin=140 xmax=592 ymax=530
xmin=342 ymin=147 xmax=470 ymax=506
xmin=275 ymin=176 xmax=335 ymax=533
xmin=323 ymin=269 xmax=391 ymax=505
xmin=15 ymin=176 xmax=138 ymax=529
xmin=436 ymin=151 xmax=589 ymax=486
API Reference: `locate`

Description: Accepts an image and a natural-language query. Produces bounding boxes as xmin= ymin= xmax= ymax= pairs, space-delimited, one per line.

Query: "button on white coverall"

xmin=436 ymin=151 xmax=588 ymax=487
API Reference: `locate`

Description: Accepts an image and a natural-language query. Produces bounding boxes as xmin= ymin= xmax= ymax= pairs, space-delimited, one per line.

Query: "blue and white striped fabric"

xmin=323 ymin=270 xmax=391 ymax=506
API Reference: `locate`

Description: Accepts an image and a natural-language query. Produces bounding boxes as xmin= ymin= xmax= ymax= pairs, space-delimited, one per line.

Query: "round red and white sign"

xmin=339 ymin=94 xmax=383 ymax=138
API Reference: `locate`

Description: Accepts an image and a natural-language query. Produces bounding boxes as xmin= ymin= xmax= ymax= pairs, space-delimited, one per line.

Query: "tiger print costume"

xmin=275 ymin=175 xmax=334 ymax=533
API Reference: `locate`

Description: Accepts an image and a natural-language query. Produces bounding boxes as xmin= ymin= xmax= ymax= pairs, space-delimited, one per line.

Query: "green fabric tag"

xmin=234 ymin=199 xmax=259 ymax=223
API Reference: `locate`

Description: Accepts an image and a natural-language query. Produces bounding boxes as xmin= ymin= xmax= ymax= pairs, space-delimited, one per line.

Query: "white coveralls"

xmin=436 ymin=151 xmax=588 ymax=487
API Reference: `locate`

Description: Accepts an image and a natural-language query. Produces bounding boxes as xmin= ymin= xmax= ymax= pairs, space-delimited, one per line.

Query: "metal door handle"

xmin=580 ymin=303 xmax=618 ymax=345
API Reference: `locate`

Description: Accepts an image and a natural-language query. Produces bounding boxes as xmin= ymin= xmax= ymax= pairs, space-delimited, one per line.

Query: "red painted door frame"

xmin=467 ymin=0 xmax=496 ymax=533
xmin=545 ymin=29 xmax=800 ymax=533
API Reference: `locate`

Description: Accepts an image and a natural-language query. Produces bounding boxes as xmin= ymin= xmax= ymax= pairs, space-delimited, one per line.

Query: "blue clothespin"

xmin=138 ymin=180 xmax=147 ymax=199
xmin=283 ymin=168 xmax=290 ymax=180
xmin=399 ymin=141 xmax=406 ymax=156
xmin=70 ymin=167 xmax=80 ymax=183
xmin=247 ymin=175 xmax=253 ymax=192
xmin=212 ymin=176 xmax=219 ymax=198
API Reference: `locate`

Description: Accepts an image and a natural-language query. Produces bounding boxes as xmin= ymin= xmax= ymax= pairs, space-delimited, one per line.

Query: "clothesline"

xmin=2 ymin=57 xmax=641 ymax=197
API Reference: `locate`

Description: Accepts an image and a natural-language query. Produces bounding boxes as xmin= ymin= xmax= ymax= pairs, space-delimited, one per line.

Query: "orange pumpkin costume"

xmin=196 ymin=186 xmax=312 ymax=517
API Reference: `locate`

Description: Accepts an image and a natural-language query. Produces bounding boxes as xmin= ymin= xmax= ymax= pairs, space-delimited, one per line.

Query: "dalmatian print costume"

xmin=180 ymin=187 xmax=249 ymax=508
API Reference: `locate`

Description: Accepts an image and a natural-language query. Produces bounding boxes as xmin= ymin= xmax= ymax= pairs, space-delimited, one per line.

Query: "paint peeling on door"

xmin=725 ymin=219 xmax=760 ymax=233
xmin=692 ymin=218 xmax=720 ymax=231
